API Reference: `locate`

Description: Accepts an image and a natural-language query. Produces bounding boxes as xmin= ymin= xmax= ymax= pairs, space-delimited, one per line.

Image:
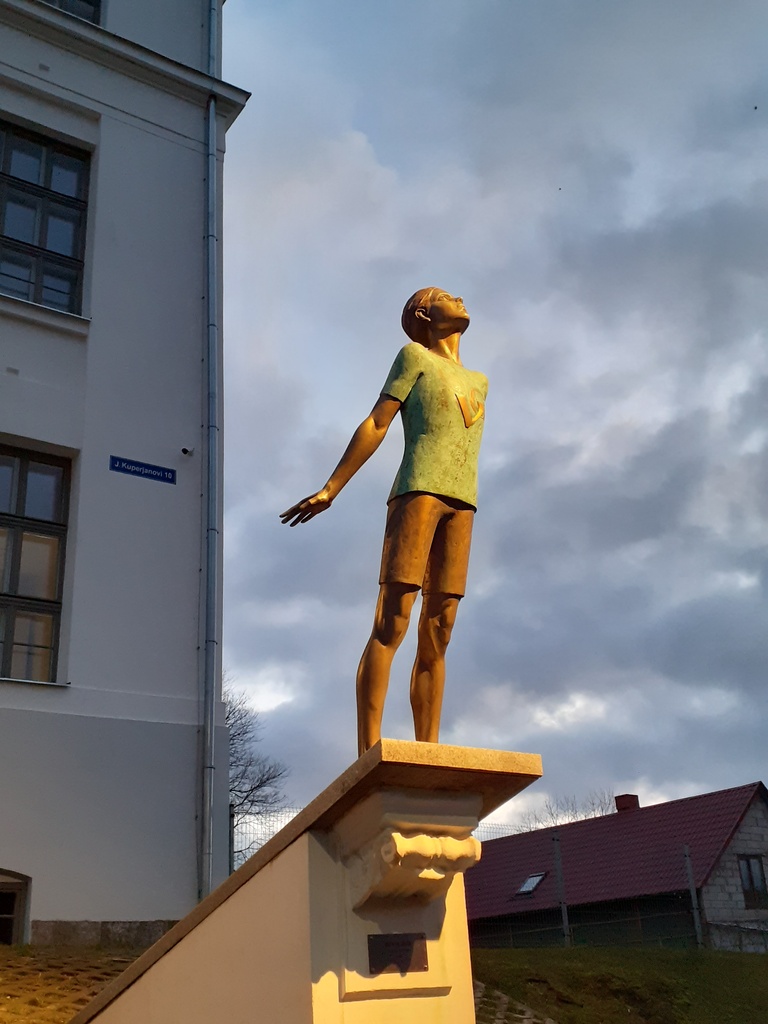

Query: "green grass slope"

xmin=472 ymin=946 xmax=768 ymax=1024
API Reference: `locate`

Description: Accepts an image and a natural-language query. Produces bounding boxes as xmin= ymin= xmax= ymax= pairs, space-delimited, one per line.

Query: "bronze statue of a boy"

xmin=281 ymin=288 xmax=487 ymax=755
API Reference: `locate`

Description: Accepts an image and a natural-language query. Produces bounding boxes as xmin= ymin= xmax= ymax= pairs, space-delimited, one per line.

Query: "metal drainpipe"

xmin=200 ymin=0 xmax=221 ymax=900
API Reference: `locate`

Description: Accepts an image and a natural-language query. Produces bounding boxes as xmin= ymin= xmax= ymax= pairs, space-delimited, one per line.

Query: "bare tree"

xmin=224 ymin=685 xmax=288 ymax=843
xmin=514 ymin=788 xmax=615 ymax=833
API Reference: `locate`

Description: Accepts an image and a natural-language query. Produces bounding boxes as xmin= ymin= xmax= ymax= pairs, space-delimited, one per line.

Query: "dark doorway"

xmin=0 ymin=872 xmax=29 ymax=945
xmin=0 ymin=890 xmax=17 ymax=944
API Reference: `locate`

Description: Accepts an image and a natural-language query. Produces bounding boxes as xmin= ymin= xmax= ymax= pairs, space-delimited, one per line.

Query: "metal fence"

xmin=230 ymin=808 xmax=517 ymax=872
xmin=230 ymin=814 xmax=767 ymax=954
xmin=230 ymin=807 xmax=303 ymax=870
xmin=469 ymin=832 xmax=768 ymax=954
xmin=471 ymin=891 xmax=704 ymax=951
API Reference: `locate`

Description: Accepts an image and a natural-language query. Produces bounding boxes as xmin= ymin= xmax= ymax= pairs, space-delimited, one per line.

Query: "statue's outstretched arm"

xmin=280 ymin=394 xmax=401 ymax=527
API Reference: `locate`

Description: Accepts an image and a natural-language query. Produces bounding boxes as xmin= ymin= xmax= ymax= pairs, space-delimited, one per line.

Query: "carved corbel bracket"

xmin=345 ymin=827 xmax=481 ymax=909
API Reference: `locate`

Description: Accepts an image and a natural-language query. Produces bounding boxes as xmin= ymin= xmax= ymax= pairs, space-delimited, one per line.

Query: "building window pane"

xmin=0 ymin=447 xmax=68 ymax=684
xmin=11 ymin=611 xmax=54 ymax=682
xmin=516 ymin=872 xmax=546 ymax=895
xmin=50 ymin=153 xmax=85 ymax=199
xmin=41 ymin=266 xmax=76 ymax=312
xmin=67 ymin=0 xmax=100 ymax=22
xmin=739 ymin=858 xmax=752 ymax=891
xmin=25 ymin=462 xmax=64 ymax=521
xmin=739 ymin=854 xmax=768 ymax=909
xmin=18 ymin=533 xmax=60 ymax=600
xmin=0 ymin=456 xmax=18 ymax=514
xmin=749 ymin=857 xmax=766 ymax=891
xmin=3 ymin=193 xmax=41 ymax=246
xmin=0 ymin=529 xmax=9 ymax=592
xmin=45 ymin=205 xmax=79 ymax=256
xmin=0 ymin=120 xmax=88 ymax=313
xmin=41 ymin=0 xmax=100 ymax=24
xmin=0 ymin=251 xmax=34 ymax=301
xmin=8 ymin=137 xmax=43 ymax=185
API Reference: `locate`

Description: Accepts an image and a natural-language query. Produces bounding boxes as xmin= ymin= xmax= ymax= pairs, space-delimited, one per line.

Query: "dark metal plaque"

xmin=368 ymin=932 xmax=428 ymax=975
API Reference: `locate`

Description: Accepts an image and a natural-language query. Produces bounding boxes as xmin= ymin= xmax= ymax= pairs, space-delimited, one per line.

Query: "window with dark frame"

xmin=39 ymin=0 xmax=101 ymax=25
xmin=0 ymin=446 xmax=69 ymax=684
xmin=738 ymin=855 xmax=768 ymax=909
xmin=514 ymin=872 xmax=546 ymax=896
xmin=0 ymin=119 xmax=89 ymax=314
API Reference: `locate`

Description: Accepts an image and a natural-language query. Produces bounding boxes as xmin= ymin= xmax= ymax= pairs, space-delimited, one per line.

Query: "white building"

xmin=0 ymin=0 xmax=247 ymax=943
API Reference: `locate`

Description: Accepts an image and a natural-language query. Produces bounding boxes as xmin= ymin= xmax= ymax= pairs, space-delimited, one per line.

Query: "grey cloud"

xmin=736 ymin=374 xmax=768 ymax=433
xmin=643 ymin=591 xmax=768 ymax=692
xmin=220 ymin=0 xmax=768 ymax=811
xmin=555 ymin=201 xmax=768 ymax=346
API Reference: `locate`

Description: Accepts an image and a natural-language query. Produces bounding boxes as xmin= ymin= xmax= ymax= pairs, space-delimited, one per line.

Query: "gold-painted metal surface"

xmin=281 ymin=289 xmax=488 ymax=755
xmin=456 ymin=389 xmax=485 ymax=427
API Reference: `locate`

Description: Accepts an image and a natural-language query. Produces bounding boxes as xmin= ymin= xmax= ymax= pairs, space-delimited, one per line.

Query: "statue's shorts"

xmin=379 ymin=491 xmax=475 ymax=596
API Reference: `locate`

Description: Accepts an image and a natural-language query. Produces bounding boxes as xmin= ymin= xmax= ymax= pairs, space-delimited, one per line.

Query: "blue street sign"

xmin=109 ymin=455 xmax=177 ymax=485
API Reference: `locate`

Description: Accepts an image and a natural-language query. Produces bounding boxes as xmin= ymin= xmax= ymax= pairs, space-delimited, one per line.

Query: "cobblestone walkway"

xmin=0 ymin=948 xmax=138 ymax=1024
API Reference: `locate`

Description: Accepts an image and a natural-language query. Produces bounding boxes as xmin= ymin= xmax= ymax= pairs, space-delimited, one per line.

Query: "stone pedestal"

xmin=72 ymin=740 xmax=542 ymax=1024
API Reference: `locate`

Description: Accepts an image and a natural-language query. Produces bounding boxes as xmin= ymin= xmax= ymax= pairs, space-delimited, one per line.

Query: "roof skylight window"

xmin=515 ymin=872 xmax=545 ymax=895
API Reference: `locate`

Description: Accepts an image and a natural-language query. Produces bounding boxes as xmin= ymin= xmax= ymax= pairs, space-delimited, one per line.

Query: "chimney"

xmin=615 ymin=793 xmax=640 ymax=813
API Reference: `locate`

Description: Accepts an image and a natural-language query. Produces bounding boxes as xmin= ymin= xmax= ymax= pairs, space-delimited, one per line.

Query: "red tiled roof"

xmin=465 ymin=781 xmax=766 ymax=920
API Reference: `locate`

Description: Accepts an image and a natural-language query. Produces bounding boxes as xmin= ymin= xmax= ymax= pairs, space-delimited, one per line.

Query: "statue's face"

xmin=423 ymin=291 xmax=470 ymax=332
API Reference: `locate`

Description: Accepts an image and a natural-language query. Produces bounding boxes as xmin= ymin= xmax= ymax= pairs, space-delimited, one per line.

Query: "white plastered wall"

xmin=0 ymin=2 xmax=241 ymax=924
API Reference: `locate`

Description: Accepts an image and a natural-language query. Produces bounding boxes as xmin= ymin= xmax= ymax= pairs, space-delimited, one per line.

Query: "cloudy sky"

xmin=219 ymin=0 xmax=768 ymax=823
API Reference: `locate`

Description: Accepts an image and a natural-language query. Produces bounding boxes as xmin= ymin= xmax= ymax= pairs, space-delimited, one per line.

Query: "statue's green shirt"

xmin=381 ymin=342 xmax=488 ymax=509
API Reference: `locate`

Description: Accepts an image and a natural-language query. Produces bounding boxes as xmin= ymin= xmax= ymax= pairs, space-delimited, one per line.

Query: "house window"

xmin=0 ymin=119 xmax=89 ymax=314
xmin=39 ymin=0 xmax=101 ymax=24
xmin=515 ymin=872 xmax=546 ymax=896
xmin=739 ymin=855 xmax=768 ymax=909
xmin=0 ymin=445 xmax=69 ymax=683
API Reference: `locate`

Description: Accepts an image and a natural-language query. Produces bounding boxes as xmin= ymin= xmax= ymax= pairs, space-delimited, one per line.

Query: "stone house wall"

xmin=701 ymin=795 xmax=768 ymax=951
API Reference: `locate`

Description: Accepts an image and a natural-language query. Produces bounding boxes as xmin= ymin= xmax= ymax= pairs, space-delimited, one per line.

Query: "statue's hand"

xmin=280 ymin=489 xmax=333 ymax=527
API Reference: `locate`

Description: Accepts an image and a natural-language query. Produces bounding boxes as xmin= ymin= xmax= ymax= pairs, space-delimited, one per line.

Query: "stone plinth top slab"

xmin=311 ymin=739 xmax=542 ymax=829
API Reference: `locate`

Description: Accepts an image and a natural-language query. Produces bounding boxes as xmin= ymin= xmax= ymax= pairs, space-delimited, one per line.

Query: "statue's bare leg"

xmin=410 ymin=592 xmax=460 ymax=743
xmin=357 ymin=582 xmax=419 ymax=755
